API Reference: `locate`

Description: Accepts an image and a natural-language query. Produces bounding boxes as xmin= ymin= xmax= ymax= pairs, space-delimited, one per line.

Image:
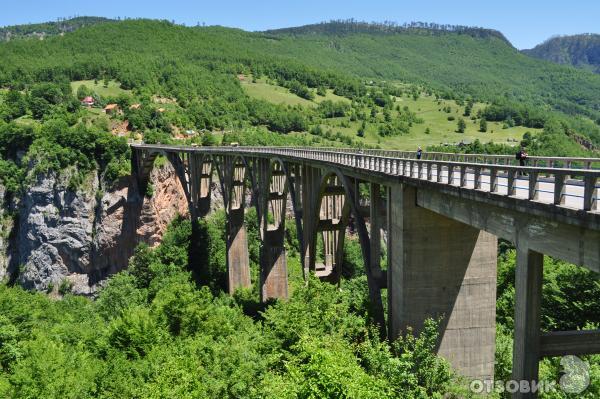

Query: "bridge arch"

xmin=218 ymin=154 xmax=256 ymax=294
xmin=133 ymin=149 xmax=220 ymax=220
xmin=257 ymin=157 xmax=295 ymax=300
xmin=307 ymin=167 xmax=386 ymax=331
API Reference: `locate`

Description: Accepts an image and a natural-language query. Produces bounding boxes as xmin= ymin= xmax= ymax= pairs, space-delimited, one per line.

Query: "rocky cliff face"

xmin=14 ymin=163 xmax=188 ymax=295
xmin=0 ymin=183 xmax=9 ymax=280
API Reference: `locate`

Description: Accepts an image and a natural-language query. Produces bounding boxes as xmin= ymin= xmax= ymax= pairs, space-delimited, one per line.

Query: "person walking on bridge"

xmin=416 ymin=146 xmax=422 ymax=160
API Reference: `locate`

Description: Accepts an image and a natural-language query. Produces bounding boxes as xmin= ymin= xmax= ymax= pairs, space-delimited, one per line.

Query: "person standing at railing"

xmin=516 ymin=147 xmax=528 ymax=167
xmin=416 ymin=146 xmax=422 ymax=160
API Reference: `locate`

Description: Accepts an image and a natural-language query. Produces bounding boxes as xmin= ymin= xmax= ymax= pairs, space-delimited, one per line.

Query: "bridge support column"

xmin=227 ymin=208 xmax=251 ymax=294
xmin=511 ymin=246 xmax=543 ymax=399
xmin=189 ymin=155 xmax=213 ymax=218
xmin=369 ymin=183 xmax=384 ymax=282
xmin=302 ymin=166 xmax=322 ymax=277
xmin=387 ymin=183 xmax=497 ymax=380
xmin=259 ymin=160 xmax=289 ymax=300
xmin=226 ymin=160 xmax=251 ymax=294
xmin=261 ymin=230 xmax=288 ymax=300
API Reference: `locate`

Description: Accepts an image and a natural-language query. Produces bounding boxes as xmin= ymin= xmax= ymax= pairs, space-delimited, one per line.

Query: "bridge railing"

xmin=248 ymin=147 xmax=599 ymax=212
xmin=133 ymin=145 xmax=600 ymax=213
xmin=269 ymin=146 xmax=600 ymax=170
xmin=281 ymin=147 xmax=599 ymax=212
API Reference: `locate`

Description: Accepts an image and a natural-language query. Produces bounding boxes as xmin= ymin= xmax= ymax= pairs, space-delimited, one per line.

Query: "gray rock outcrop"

xmin=14 ymin=163 xmax=188 ymax=295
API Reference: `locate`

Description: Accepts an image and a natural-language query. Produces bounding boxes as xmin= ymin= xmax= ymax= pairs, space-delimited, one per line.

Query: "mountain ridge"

xmin=0 ymin=16 xmax=115 ymax=41
xmin=523 ymin=33 xmax=600 ymax=73
xmin=263 ymin=19 xmax=513 ymax=47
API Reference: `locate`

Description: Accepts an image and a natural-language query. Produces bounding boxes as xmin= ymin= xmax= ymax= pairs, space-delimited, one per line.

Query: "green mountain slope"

xmin=262 ymin=24 xmax=600 ymax=121
xmin=523 ymin=34 xmax=600 ymax=74
xmin=2 ymin=19 xmax=600 ymax=119
xmin=1 ymin=19 xmax=599 ymax=151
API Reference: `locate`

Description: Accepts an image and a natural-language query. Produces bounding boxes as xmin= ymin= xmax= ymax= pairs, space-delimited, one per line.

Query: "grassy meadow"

xmin=70 ymin=79 xmax=131 ymax=98
xmin=242 ymin=78 xmax=540 ymax=150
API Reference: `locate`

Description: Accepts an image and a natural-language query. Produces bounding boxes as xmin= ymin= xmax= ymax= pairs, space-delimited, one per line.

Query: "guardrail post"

xmin=474 ymin=167 xmax=482 ymax=190
xmin=462 ymin=165 xmax=469 ymax=187
xmin=528 ymin=171 xmax=539 ymax=201
xmin=583 ymin=175 xmax=596 ymax=211
xmin=436 ymin=163 xmax=443 ymax=183
xmin=508 ymin=170 xmax=517 ymax=196
xmin=553 ymin=173 xmax=565 ymax=205
xmin=490 ymin=168 xmax=498 ymax=193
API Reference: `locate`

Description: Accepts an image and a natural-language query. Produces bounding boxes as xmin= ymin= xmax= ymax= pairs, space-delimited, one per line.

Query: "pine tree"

xmin=457 ymin=118 xmax=466 ymax=133
xmin=479 ymin=118 xmax=488 ymax=132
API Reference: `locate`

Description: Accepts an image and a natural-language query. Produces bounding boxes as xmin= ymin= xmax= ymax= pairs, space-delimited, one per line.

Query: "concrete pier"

xmin=387 ymin=183 xmax=497 ymax=379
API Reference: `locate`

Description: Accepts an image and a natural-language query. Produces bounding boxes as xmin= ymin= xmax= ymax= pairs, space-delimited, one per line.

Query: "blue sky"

xmin=1 ymin=0 xmax=598 ymax=49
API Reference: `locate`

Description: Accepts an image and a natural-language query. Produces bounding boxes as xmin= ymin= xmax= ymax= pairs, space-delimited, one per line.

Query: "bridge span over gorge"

xmin=132 ymin=144 xmax=600 ymax=398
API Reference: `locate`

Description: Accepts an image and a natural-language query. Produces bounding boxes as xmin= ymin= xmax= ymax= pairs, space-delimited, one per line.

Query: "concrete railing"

xmin=133 ymin=145 xmax=600 ymax=213
xmin=270 ymin=146 xmax=600 ymax=170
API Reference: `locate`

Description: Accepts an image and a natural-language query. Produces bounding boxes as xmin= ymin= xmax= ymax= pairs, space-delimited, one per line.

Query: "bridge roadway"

xmin=131 ymin=144 xmax=600 ymax=398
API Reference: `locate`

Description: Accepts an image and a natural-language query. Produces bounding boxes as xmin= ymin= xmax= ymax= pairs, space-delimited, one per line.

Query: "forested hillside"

xmin=0 ymin=17 xmax=114 ymax=42
xmin=524 ymin=34 xmax=600 ymax=74
xmin=263 ymin=21 xmax=600 ymax=122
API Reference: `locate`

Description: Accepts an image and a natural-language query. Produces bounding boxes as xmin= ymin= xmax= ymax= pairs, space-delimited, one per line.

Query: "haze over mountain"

xmin=523 ymin=34 xmax=600 ymax=74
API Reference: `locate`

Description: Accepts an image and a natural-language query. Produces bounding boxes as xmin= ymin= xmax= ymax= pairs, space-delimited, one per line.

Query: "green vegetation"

xmin=71 ymin=79 xmax=131 ymax=99
xmin=0 ymin=215 xmax=469 ymax=398
xmin=1 ymin=208 xmax=598 ymax=397
xmin=264 ymin=21 xmax=600 ymax=126
xmin=0 ymin=18 xmax=599 ymax=155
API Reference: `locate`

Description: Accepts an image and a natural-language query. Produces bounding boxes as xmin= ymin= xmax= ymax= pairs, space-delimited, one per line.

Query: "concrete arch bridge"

xmin=132 ymin=144 xmax=600 ymax=398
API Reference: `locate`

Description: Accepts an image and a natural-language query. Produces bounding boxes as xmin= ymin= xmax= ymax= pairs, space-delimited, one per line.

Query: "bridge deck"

xmin=132 ymin=145 xmax=600 ymax=227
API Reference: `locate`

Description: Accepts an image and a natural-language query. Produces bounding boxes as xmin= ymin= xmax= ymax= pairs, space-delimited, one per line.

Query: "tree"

xmin=4 ymin=90 xmax=27 ymax=120
xmin=76 ymin=84 xmax=91 ymax=100
xmin=29 ymin=97 xmax=50 ymax=119
xmin=383 ymin=108 xmax=392 ymax=122
xmin=457 ymin=117 xmax=466 ymax=133
xmin=357 ymin=121 xmax=366 ymax=137
xmin=479 ymin=118 xmax=488 ymax=132
xmin=463 ymin=100 xmax=473 ymax=116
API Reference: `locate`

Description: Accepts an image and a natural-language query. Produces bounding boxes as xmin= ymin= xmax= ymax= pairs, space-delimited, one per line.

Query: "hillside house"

xmin=129 ymin=103 xmax=141 ymax=110
xmin=104 ymin=103 xmax=120 ymax=114
xmin=81 ymin=96 xmax=94 ymax=106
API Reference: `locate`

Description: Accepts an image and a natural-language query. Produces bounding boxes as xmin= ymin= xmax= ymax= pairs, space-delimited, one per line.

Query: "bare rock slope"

xmin=15 ymin=164 xmax=188 ymax=294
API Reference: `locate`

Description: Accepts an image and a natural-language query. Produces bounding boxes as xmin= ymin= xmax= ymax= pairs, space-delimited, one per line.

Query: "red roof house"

xmin=81 ymin=96 xmax=94 ymax=106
